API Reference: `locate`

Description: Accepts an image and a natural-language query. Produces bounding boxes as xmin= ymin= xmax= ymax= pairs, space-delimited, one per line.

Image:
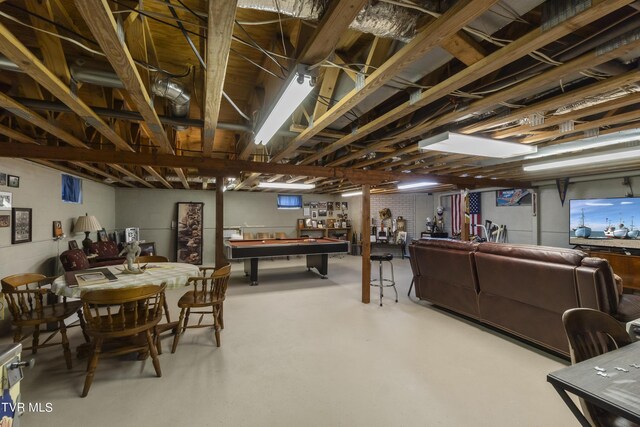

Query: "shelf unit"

xmin=297 ymin=227 xmax=352 ymax=242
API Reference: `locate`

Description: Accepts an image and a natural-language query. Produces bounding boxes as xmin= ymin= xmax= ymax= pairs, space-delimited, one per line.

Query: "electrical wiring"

xmin=234 ymin=19 xmax=288 ymax=76
xmin=273 ymin=0 xmax=288 ymax=58
xmin=0 ymin=9 xmax=191 ymax=77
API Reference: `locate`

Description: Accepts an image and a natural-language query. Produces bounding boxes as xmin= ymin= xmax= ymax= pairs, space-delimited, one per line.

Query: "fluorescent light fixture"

xmin=419 ymin=131 xmax=537 ymax=158
xmin=397 ymin=181 xmax=438 ymax=190
xmin=341 ymin=191 xmax=362 ymax=197
xmin=258 ymin=182 xmax=315 ymax=190
xmin=523 ymin=148 xmax=640 ymax=171
xmin=524 ymin=128 xmax=640 ymax=160
xmin=254 ymin=64 xmax=314 ymax=146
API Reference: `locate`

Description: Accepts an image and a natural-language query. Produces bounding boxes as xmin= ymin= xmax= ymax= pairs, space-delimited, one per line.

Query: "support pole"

xmin=361 ymin=184 xmax=371 ymax=304
xmin=215 ymin=176 xmax=226 ymax=267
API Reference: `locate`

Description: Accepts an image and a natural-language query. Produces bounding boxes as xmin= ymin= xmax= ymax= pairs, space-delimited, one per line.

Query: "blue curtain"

xmin=277 ymin=194 xmax=302 ymax=209
xmin=62 ymin=174 xmax=82 ymax=203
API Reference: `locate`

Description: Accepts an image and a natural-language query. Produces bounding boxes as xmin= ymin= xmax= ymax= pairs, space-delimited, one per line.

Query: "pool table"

xmin=224 ymin=238 xmax=349 ymax=285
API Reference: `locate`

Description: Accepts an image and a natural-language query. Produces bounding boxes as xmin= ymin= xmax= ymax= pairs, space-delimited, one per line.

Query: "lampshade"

xmin=74 ymin=215 xmax=102 ymax=233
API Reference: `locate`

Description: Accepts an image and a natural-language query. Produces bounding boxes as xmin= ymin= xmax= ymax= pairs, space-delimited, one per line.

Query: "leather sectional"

xmin=408 ymin=239 xmax=640 ymax=357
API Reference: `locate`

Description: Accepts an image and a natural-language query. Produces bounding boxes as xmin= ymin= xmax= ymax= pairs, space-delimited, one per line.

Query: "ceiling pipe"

xmin=10 ymin=97 xmax=251 ymax=132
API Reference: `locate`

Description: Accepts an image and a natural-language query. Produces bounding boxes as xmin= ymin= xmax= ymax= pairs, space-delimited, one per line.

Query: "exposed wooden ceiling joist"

xmin=74 ymin=0 xmax=189 ymax=189
xmin=203 ymin=0 xmax=237 ymax=156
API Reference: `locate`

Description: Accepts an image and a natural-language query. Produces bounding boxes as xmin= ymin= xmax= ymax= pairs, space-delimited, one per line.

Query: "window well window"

xmin=62 ymin=174 xmax=82 ymax=204
xmin=277 ymin=194 xmax=302 ymax=209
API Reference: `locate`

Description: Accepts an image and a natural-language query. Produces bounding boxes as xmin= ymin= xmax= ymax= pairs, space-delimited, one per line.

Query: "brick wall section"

xmin=370 ymin=194 xmax=417 ymax=242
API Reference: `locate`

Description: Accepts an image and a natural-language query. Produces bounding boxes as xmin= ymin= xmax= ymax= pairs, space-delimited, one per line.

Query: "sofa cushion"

xmin=90 ymin=241 xmax=119 ymax=258
xmin=475 ymin=252 xmax=580 ymax=315
xmin=477 ymin=242 xmax=586 ymax=266
xmin=60 ymin=249 xmax=90 ymax=271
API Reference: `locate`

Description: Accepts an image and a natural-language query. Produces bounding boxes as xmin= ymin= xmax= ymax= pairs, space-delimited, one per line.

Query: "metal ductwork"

xmin=237 ymin=0 xmax=453 ymax=41
xmin=151 ymin=76 xmax=190 ymax=130
xmin=69 ymin=63 xmax=191 ymax=129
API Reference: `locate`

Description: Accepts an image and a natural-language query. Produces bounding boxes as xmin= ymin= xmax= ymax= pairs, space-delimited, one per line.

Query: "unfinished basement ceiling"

xmin=0 ymin=0 xmax=638 ymax=194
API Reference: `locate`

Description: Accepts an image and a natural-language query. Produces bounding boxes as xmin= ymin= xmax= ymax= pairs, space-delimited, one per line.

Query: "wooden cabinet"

xmin=297 ymin=227 xmax=352 ymax=242
xmin=588 ymin=250 xmax=640 ymax=291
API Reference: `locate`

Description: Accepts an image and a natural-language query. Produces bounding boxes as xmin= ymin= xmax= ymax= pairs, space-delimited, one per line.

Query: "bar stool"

xmin=370 ymin=253 xmax=397 ymax=306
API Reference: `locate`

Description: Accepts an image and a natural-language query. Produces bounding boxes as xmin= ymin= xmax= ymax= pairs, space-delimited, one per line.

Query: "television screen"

xmin=569 ymin=197 xmax=640 ymax=249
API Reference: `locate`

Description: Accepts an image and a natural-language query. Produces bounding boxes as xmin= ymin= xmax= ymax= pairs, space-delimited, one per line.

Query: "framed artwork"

xmin=176 ymin=202 xmax=203 ymax=265
xmin=53 ymin=220 xmax=63 ymax=238
xmin=309 ymin=202 xmax=318 ymax=209
xmin=68 ymin=240 xmax=79 ymax=250
xmin=318 ymin=202 xmax=327 ymax=210
xmin=0 ymin=215 xmax=9 ymax=228
xmin=0 ymin=191 xmax=11 ymax=211
xmin=125 ymin=227 xmax=139 ymax=243
xmin=11 ymin=207 xmax=31 ymax=244
xmin=305 ymin=218 xmax=312 ymax=227
xmin=139 ymin=241 xmax=156 ymax=256
xmin=97 ymin=228 xmax=108 ymax=242
xmin=311 ymin=210 xmax=318 ymax=219
xmin=496 ymin=189 xmax=531 ymax=206
xmin=297 ymin=218 xmax=305 ymax=229
xmin=7 ymin=175 xmax=19 ymax=188
xmin=327 ymin=202 xmax=334 ymax=211
xmin=318 ymin=209 xmax=327 ymax=217
xmin=0 ymin=173 xmax=6 ymax=186
xmin=342 ymin=202 xmax=348 ymax=210
xmin=311 ymin=220 xmax=318 ymax=228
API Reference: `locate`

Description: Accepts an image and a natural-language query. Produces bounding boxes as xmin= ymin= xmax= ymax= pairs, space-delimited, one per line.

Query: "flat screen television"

xmin=569 ymin=197 xmax=640 ymax=250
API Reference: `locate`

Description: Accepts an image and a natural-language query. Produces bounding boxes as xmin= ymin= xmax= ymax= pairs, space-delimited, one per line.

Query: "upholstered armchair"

xmin=88 ymin=241 xmax=125 ymax=265
xmin=60 ymin=248 xmax=123 ymax=272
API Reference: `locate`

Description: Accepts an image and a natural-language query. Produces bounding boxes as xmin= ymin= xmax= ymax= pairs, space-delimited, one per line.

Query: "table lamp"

xmin=74 ymin=213 xmax=102 ymax=253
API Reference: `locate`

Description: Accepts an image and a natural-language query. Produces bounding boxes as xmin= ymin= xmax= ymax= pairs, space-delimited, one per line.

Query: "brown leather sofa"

xmin=409 ymin=239 xmax=640 ymax=357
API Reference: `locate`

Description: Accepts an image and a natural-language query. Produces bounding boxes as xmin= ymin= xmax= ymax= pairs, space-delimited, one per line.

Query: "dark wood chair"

xmin=562 ymin=308 xmax=638 ymax=427
xmin=1 ymin=274 xmax=88 ymax=369
xmin=171 ymin=264 xmax=231 ymax=353
xmin=80 ymin=284 xmax=166 ymax=397
xmin=198 ymin=266 xmax=216 ymax=277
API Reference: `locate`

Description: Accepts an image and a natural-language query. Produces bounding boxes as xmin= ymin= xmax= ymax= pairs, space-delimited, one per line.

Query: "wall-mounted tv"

xmin=569 ymin=197 xmax=640 ymax=249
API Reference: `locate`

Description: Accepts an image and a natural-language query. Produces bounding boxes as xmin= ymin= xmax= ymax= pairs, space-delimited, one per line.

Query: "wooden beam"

xmin=270 ymin=0 xmax=500 ymax=163
xmin=24 ymin=0 xmax=71 ymax=84
xmin=463 ymin=70 xmax=640 ymax=134
xmin=215 ymin=176 xmax=226 ymax=268
xmin=203 ymin=0 xmax=237 ymax=156
xmin=298 ymin=0 xmax=369 ymax=65
xmin=0 ymin=123 xmax=133 ymax=187
xmin=315 ymin=0 xmax=636 ymax=167
xmin=492 ymin=93 xmax=640 ymax=139
xmin=441 ymin=29 xmax=488 ymax=67
xmin=0 ymin=19 xmax=160 ymax=189
xmin=361 ymin=184 xmax=370 ymax=304
xmin=0 ymin=143 xmax=531 ymax=189
xmin=312 ymin=66 xmax=341 ymax=121
xmin=74 ymin=0 xmax=188 ymax=189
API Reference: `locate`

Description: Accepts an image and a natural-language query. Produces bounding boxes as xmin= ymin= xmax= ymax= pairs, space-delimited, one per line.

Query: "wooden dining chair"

xmin=562 ymin=308 xmax=636 ymax=427
xmin=1 ymin=274 xmax=88 ymax=369
xmin=198 ymin=266 xmax=216 ymax=277
xmin=171 ymin=264 xmax=231 ymax=353
xmin=80 ymin=284 xmax=166 ymax=397
xmin=135 ymin=255 xmax=169 ymax=263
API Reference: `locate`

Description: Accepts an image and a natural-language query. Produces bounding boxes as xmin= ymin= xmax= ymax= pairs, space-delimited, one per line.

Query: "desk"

xmin=53 ymin=262 xmax=201 ymax=298
xmin=547 ymin=341 xmax=640 ymax=426
xmin=224 ymin=238 xmax=348 ymax=285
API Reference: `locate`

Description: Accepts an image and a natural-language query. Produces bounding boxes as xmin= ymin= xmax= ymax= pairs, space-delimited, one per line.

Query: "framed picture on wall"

xmin=11 ymin=207 xmax=31 ymax=244
xmin=496 ymin=189 xmax=531 ymax=206
xmin=0 ymin=191 xmax=11 ymax=211
xmin=176 ymin=202 xmax=203 ymax=265
xmin=53 ymin=220 xmax=63 ymax=238
xmin=0 ymin=215 xmax=9 ymax=228
xmin=0 ymin=173 xmax=6 ymax=186
xmin=7 ymin=175 xmax=19 ymax=188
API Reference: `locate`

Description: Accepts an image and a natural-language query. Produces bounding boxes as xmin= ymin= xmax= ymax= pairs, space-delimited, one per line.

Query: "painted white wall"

xmin=114 ymin=189 xmax=344 ymax=264
xmin=0 ymin=159 xmax=115 ymax=279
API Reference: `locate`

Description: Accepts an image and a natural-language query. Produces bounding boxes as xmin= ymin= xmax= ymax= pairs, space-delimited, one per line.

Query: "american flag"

xmin=451 ymin=192 xmax=482 ymax=236
xmin=451 ymin=194 xmax=462 ymax=235
xmin=468 ymin=192 xmax=482 ymax=236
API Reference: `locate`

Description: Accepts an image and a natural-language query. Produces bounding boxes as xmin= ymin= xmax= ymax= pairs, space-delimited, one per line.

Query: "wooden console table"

xmin=587 ymin=250 xmax=640 ymax=291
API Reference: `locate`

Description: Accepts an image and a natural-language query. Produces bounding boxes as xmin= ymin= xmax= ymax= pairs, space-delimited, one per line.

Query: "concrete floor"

xmin=6 ymin=256 xmax=577 ymax=426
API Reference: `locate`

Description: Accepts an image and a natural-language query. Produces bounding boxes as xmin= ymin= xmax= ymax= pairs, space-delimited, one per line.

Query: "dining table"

xmin=53 ymin=262 xmax=201 ymax=298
